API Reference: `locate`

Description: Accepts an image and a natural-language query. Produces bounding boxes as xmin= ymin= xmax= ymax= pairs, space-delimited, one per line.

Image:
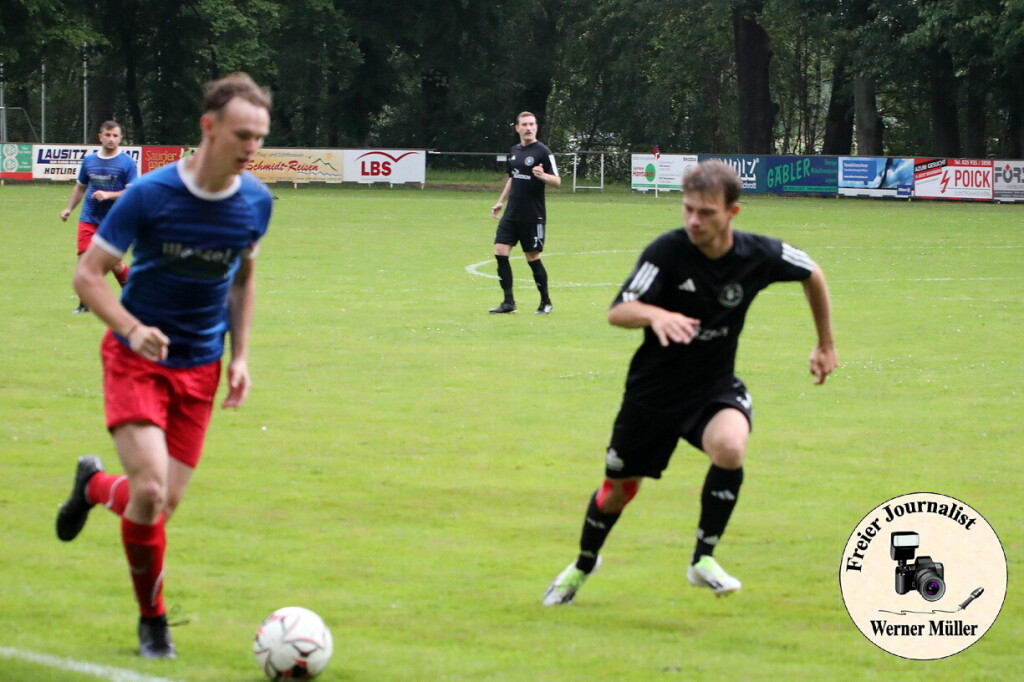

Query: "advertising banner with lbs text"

xmin=343 ymin=149 xmax=426 ymax=184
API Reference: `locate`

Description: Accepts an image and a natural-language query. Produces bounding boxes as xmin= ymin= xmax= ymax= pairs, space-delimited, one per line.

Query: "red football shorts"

xmin=101 ymin=330 xmax=222 ymax=468
xmin=77 ymin=221 xmax=99 ymax=255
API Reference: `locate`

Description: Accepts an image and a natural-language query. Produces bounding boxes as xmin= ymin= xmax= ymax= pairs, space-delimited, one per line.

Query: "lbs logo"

xmin=356 ymin=151 xmax=418 ymax=177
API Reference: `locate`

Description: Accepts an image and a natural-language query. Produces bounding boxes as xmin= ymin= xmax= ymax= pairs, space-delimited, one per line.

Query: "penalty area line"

xmin=0 ymin=646 xmax=182 ymax=682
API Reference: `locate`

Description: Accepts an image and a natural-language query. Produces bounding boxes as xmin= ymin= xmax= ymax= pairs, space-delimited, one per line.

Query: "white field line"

xmin=463 ymin=251 xmax=1024 ymax=290
xmin=13 ymin=249 xmax=1019 ymax=299
xmin=0 ymin=646 xmax=182 ymax=682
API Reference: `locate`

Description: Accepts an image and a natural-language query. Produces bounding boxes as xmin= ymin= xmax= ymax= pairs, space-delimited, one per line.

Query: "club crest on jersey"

xmin=525 ymin=156 xmax=535 ymax=166
xmin=718 ymin=283 xmax=743 ymax=308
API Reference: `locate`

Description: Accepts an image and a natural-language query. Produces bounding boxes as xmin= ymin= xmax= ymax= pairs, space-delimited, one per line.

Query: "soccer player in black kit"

xmin=489 ymin=111 xmax=560 ymax=314
xmin=543 ymin=159 xmax=838 ymax=605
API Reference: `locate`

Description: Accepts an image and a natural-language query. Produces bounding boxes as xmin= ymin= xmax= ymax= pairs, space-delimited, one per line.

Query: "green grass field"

xmin=1 ymin=183 xmax=1021 ymax=681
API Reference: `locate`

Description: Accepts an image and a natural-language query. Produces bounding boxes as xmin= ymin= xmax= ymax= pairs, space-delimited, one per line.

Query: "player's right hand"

xmin=127 ymin=324 xmax=170 ymax=362
xmin=650 ymin=310 xmax=701 ymax=347
xmin=59 ymin=209 xmax=71 ymax=222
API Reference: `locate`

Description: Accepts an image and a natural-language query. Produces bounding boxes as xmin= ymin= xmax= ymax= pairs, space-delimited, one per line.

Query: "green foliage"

xmin=0 ymin=183 xmax=1022 ymax=680
xmin=549 ymin=0 xmax=738 ymax=153
xmin=5 ymin=0 xmax=1023 ymax=152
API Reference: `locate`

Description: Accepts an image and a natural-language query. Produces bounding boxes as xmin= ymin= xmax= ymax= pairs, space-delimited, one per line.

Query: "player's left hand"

xmin=809 ymin=345 xmax=838 ymax=385
xmin=532 ymin=165 xmax=546 ymax=179
xmin=223 ymin=358 xmax=252 ymax=408
xmin=92 ymin=190 xmax=112 ymax=201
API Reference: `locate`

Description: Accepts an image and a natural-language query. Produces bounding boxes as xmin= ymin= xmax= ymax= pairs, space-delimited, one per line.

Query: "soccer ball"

xmin=253 ymin=606 xmax=333 ymax=680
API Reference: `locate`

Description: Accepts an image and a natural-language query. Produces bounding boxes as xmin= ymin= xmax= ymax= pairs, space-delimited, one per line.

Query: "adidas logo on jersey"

xmin=678 ymin=278 xmax=697 ymax=292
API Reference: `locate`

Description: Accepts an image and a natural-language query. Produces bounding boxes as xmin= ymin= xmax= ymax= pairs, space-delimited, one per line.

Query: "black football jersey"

xmin=613 ymin=229 xmax=815 ymax=407
xmin=504 ymin=141 xmax=558 ymax=221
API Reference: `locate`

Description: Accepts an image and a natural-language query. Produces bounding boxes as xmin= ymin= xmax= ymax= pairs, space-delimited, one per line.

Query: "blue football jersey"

xmin=76 ymin=151 xmax=139 ymax=225
xmin=93 ymin=161 xmax=273 ymax=368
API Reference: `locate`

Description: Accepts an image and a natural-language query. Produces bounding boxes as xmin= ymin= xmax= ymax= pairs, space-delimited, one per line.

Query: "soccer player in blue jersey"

xmin=543 ymin=160 xmax=838 ymax=605
xmin=60 ymin=121 xmax=138 ymax=313
xmin=489 ymin=111 xmax=560 ymax=314
xmin=55 ymin=72 xmax=274 ymax=659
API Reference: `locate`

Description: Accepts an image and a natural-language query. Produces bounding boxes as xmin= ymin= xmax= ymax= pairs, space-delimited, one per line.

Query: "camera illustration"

xmin=891 ymin=531 xmax=946 ymax=601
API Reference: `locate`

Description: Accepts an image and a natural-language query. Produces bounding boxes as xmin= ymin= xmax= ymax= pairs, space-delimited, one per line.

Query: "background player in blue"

xmin=59 ymin=120 xmax=138 ymax=313
xmin=489 ymin=111 xmax=560 ymax=314
xmin=544 ymin=160 xmax=838 ymax=605
xmin=55 ymin=72 xmax=273 ymax=659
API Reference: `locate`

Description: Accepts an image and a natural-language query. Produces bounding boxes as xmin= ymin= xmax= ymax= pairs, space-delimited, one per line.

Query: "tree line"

xmin=2 ymin=0 xmax=1022 ymax=158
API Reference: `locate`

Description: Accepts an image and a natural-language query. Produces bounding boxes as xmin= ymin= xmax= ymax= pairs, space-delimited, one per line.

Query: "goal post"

xmin=567 ymin=151 xmax=605 ymax=192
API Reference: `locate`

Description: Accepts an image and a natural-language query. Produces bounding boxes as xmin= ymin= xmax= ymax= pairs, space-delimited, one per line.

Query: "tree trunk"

xmin=732 ymin=1 xmax=775 ymax=153
xmin=337 ymin=38 xmax=391 ymax=147
xmin=963 ymin=70 xmax=987 ymax=158
xmin=998 ymin=64 xmax=1024 ymax=158
xmin=122 ymin=49 xmax=145 ymax=144
xmin=89 ymin=68 xmax=117 ymax=133
xmin=854 ymin=76 xmax=883 ymax=155
xmin=927 ymin=48 xmax=960 ymax=157
xmin=518 ymin=79 xmax=553 ymax=131
xmin=1006 ymin=93 xmax=1024 ymax=158
xmin=420 ymin=68 xmax=450 ymax=148
xmin=822 ymin=61 xmax=853 ymax=155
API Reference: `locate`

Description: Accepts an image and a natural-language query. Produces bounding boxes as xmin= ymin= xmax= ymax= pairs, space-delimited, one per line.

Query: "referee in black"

xmin=489 ymin=111 xmax=560 ymax=314
xmin=544 ymin=159 xmax=838 ymax=605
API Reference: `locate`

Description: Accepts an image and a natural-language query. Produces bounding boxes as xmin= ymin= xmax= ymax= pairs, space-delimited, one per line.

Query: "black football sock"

xmin=495 ymin=255 xmax=514 ymax=303
xmin=692 ymin=465 xmax=744 ymax=564
xmin=528 ymin=258 xmax=550 ymax=303
xmin=575 ymin=492 xmax=621 ymax=574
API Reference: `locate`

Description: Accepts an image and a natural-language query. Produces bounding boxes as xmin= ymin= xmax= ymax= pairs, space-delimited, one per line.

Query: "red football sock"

xmin=87 ymin=472 xmax=130 ymax=516
xmin=114 ymin=265 xmax=130 ymax=287
xmin=122 ymin=516 xmax=167 ymax=619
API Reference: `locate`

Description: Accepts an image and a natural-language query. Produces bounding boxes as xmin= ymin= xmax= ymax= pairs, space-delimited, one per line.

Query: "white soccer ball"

xmin=253 ymin=606 xmax=333 ymax=680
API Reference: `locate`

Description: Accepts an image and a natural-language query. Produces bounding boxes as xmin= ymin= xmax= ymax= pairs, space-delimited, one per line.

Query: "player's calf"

xmin=595 ymin=477 xmax=640 ymax=514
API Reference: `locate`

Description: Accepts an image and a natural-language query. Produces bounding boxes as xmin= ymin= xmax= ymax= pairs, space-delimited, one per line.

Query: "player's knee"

xmin=708 ymin=440 xmax=746 ymax=469
xmin=700 ymin=419 xmax=749 ymax=466
xmin=130 ymin=478 xmax=167 ymax=515
xmin=596 ymin=478 xmax=641 ymax=513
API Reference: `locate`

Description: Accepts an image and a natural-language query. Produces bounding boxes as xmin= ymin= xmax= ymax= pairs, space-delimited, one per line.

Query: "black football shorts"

xmin=495 ymin=218 xmax=545 ymax=252
xmin=605 ymin=377 xmax=753 ymax=479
